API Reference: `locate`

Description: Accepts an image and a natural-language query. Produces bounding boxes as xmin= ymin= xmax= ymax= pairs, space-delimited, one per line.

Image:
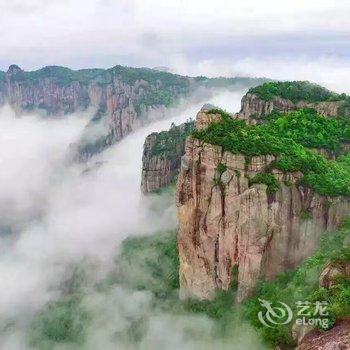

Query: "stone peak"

xmin=195 ymin=108 xmax=223 ymax=131
xmin=200 ymin=103 xmax=216 ymax=111
xmin=7 ymin=64 xmax=23 ymax=75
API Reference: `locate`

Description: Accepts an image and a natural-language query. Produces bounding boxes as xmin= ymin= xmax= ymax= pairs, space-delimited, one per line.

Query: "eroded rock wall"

xmin=141 ymin=133 xmax=182 ymax=193
xmin=176 ymin=112 xmax=350 ymax=302
xmin=4 ymin=66 xmax=175 ymax=146
xmin=141 ymin=121 xmax=194 ymax=193
xmin=237 ymin=93 xmax=346 ymax=123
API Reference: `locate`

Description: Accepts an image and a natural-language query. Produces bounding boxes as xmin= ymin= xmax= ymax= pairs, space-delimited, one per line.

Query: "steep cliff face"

xmin=236 ymin=81 xmax=350 ymax=123
xmin=141 ymin=121 xmax=194 ymax=193
xmin=176 ymin=110 xmax=350 ymax=302
xmin=3 ymin=65 xmax=192 ymax=156
xmin=1 ymin=64 xmax=269 ymax=158
xmin=141 ymin=82 xmax=350 ymax=193
xmin=237 ymin=93 xmax=346 ymax=122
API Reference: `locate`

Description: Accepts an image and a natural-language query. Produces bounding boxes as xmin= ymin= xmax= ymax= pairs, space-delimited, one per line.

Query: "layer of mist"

xmin=0 ymin=91 xmax=265 ymax=349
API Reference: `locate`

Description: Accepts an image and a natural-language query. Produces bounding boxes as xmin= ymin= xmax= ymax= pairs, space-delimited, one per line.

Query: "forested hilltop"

xmin=248 ymin=81 xmax=348 ymax=103
xmin=193 ymin=107 xmax=350 ymax=196
xmin=239 ymin=81 xmax=350 ymax=120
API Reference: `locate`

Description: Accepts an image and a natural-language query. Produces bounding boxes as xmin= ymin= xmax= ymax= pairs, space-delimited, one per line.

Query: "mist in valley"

xmin=0 ymin=91 xmax=265 ymax=349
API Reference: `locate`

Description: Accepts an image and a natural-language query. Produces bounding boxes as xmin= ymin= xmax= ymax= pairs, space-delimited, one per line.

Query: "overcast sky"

xmin=1 ymin=0 xmax=349 ymax=91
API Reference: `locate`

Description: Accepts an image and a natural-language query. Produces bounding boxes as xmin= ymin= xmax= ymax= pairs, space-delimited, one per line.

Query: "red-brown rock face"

xmin=296 ymin=320 xmax=350 ymax=350
xmin=319 ymin=261 xmax=350 ymax=289
xmin=176 ymin=112 xmax=350 ymax=302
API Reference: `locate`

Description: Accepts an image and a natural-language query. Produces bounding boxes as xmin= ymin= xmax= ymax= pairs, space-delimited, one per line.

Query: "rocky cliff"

xmin=237 ymin=81 xmax=350 ymax=122
xmin=141 ymin=121 xmax=194 ymax=193
xmin=296 ymin=320 xmax=350 ymax=350
xmin=294 ymin=258 xmax=350 ymax=349
xmin=176 ymin=109 xmax=350 ymax=302
xmin=3 ymin=65 xmax=192 ymax=157
xmin=142 ymin=82 xmax=350 ymax=194
xmin=237 ymin=93 xmax=347 ymax=122
xmin=0 ymin=64 xmax=267 ymax=158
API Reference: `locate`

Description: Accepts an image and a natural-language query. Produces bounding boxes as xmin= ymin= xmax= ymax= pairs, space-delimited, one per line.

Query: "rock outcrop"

xmin=292 ymin=322 xmax=315 ymax=347
xmin=296 ymin=320 xmax=350 ymax=350
xmin=141 ymin=121 xmax=194 ymax=193
xmin=176 ymin=110 xmax=350 ymax=302
xmin=237 ymin=93 xmax=347 ymax=123
xmin=319 ymin=260 xmax=350 ymax=288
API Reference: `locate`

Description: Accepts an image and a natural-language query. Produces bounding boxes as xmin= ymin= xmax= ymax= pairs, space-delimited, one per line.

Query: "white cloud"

xmin=0 ymin=0 xmax=349 ymax=86
xmin=171 ymin=56 xmax=350 ymax=93
xmin=0 ymin=91 xmax=245 ymax=349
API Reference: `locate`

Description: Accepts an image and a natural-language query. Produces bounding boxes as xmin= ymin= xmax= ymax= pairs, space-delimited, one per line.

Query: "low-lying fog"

xmin=0 ymin=91 xmax=265 ymax=349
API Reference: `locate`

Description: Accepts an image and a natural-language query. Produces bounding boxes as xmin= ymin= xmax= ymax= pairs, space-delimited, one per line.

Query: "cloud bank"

xmin=0 ymin=0 xmax=349 ymax=92
xmin=0 ymin=91 xmax=258 ymax=349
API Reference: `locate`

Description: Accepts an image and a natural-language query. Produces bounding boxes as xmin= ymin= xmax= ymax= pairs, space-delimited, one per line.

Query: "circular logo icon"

xmin=258 ymin=298 xmax=293 ymax=328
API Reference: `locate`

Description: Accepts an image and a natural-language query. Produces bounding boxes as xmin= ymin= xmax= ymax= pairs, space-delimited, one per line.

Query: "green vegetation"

xmin=109 ymin=65 xmax=190 ymax=113
xmin=264 ymin=109 xmax=350 ymax=152
xmin=0 ymin=70 xmax=5 ymax=83
xmin=113 ymin=219 xmax=350 ymax=348
xmin=10 ymin=64 xmax=189 ymax=89
xmin=114 ymin=231 xmax=248 ymax=341
xmin=207 ymin=108 xmax=232 ymax=119
xmin=78 ymin=135 xmax=110 ymax=160
xmin=109 ymin=65 xmax=189 ymax=88
xmin=150 ymin=120 xmax=195 ymax=160
xmin=114 ymin=230 xmax=179 ymax=298
xmin=217 ymin=162 xmax=227 ymax=175
xmin=134 ymin=88 xmax=175 ymax=114
xmin=249 ymin=173 xmax=280 ymax=195
xmin=9 ymin=65 xmax=191 ymax=115
xmin=300 ymin=207 xmax=312 ymax=220
xmin=30 ymin=295 xmax=90 ymax=349
xmin=243 ymin=218 xmax=350 ymax=347
xmin=28 ymin=217 xmax=349 ymax=349
xmin=5 ymin=65 xmax=270 ymax=118
xmin=192 ymin=108 xmax=350 ymax=196
xmin=248 ymin=81 xmax=348 ymax=103
xmin=11 ymin=66 xmax=105 ymax=85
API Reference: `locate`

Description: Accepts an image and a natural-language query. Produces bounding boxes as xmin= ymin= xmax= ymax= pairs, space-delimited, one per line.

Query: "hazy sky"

xmin=0 ymin=0 xmax=350 ymax=90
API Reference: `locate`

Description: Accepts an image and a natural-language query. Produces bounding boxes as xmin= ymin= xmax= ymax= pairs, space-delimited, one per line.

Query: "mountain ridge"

xmin=0 ymin=63 xmax=268 ymax=159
